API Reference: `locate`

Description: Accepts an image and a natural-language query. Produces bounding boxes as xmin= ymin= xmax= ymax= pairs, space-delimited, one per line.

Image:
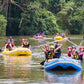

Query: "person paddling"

xmin=8 ymin=36 xmax=14 ymax=42
xmin=40 ymin=45 xmax=55 ymax=64
xmin=71 ymin=46 xmax=79 ymax=60
xmin=53 ymin=41 xmax=62 ymax=58
xmin=67 ymin=46 xmax=72 ymax=58
xmin=5 ymin=39 xmax=12 ymax=51
xmin=22 ymin=39 xmax=31 ymax=49
xmin=40 ymin=44 xmax=49 ymax=65
xmin=79 ymin=46 xmax=84 ymax=62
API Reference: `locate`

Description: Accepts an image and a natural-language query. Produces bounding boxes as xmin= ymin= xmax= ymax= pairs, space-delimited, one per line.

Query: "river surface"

xmin=0 ymin=35 xmax=84 ymax=84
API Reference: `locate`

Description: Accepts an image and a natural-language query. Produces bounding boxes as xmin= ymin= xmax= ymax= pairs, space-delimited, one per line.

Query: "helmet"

xmin=25 ymin=39 xmax=28 ymax=41
xmin=8 ymin=39 xmax=10 ymax=42
xmin=68 ymin=46 xmax=72 ymax=49
xmin=45 ymin=45 xmax=49 ymax=47
xmin=50 ymin=45 xmax=55 ymax=49
xmin=80 ymin=46 xmax=83 ymax=49
xmin=22 ymin=39 xmax=25 ymax=41
xmin=54 ymin=40 xmax=58 ymax=44
xmin=10 ymin=36 xmax=12 ymax=38
xmin=12 ymin=39 xmax=14 ymax=42
xmin=72 ymin=46 xmax=76 ymax=49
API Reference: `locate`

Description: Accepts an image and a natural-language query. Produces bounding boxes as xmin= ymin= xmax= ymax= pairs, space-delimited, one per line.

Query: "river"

xmin=0 ymin=35 xmax=84 ymax=84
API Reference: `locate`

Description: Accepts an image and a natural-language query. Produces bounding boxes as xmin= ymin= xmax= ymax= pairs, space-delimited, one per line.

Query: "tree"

xmin=19 ymin=1 xmax=60 ymax=35
xmin=0 ymin=14 xmax=7 ymax=36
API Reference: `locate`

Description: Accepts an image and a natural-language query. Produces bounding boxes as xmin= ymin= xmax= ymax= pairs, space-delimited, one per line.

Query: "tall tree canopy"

xmin=0 ymin=0 xmax=84 ymax=35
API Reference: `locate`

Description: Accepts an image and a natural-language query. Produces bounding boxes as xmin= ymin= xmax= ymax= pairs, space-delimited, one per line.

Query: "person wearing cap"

xmin=67 ymin=46 xmax=72 ymax=58
xmin=22 ymin=39 xmax=31 ymax=49
xmin=71 ymin=46 xmax=79 ymax=60
xmin=53 ymin=40 xmax=62 ymax=58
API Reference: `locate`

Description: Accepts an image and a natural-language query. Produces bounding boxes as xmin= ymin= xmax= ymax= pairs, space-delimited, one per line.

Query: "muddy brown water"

xmin=0 ymin=35 xmax=84 ymax=84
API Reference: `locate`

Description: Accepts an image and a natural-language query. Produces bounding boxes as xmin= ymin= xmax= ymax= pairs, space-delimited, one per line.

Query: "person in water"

xmin=53 ymin=41 xmax=62 ymax=58
xmin=67 ymin=46 xmax=72 ymax=58
xmin=71 ymin=46 xmax=79 ymax=60
xmin=22 ymin=39 xmax=31 ymax=49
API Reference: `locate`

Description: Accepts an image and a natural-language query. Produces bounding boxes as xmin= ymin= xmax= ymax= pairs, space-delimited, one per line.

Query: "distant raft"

xmin=2 ymin=48 xmax=32 ymax=56
xmin=35 ymin=36 xmax=45 ymax=39
xmin=54 ymin=36 xmax=66 ymax=42
xmin=44 ymin=57 xmax=82 ymax=71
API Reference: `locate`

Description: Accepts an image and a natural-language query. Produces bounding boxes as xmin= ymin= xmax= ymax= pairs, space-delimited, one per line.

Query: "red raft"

xmin=35 ymin=36 xmax=45 ymax=39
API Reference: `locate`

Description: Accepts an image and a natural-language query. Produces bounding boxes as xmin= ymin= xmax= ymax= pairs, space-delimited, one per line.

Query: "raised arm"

xmin=54 ymin=44 xmax=62 ymax=53
xmin=40 ymin=45 xmax=46 ymax=52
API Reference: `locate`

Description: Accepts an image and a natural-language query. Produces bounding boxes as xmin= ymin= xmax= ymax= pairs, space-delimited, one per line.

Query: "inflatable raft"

xmin=35 ymin=36 xmax=45 ymax=39
xmin=3 ymin=48 xmax=32 ymax=56
xmin=44 ymin=57 xmax=82 ymax=71
xmin=54 ymin=36 xmax=67 ymax=42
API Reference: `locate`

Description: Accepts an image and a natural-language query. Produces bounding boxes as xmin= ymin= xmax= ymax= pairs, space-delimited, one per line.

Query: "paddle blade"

xmin=40 ymin=60 xmax=45 ymax=65
xmin=30 ymin=46 xmax=37 ymax=50
xmin=38 ymin=40 xmax=46 ymax=43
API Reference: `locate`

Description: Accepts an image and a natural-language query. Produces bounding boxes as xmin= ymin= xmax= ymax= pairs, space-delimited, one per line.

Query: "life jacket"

xmin=72 ymin=51 xmax=79 ymax=60
xmin=45 ymin=51 xmax=54 ymax=60
xmin=11 ymin=42 xmax=14 ymax=47
xmin=67 ymin=51 xmax=72 ymax=57
xmin=53 ymin=46 xmax=61 ymax=58
xmin=7 ymin=42 xmax=10 ymax=45
xmin=6 ymin=42 xmax=12 ymax=50
xmin=23 ymin=42 xmax=30 ymax=48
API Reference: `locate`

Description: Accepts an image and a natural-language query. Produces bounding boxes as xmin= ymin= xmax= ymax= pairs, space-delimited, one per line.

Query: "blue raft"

xmin=44 ymin=57 xmax=82 ymax=71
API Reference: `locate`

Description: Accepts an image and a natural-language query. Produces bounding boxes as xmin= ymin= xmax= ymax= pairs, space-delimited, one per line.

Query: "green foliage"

xmin=56 ymin=1 xmax=84 ymax=34
xmin=19 ymin=8 xmax=60 ymax=35
xmin=0 ymin=15 xmax=7 ymax=36
xmin=0 ymin=0 xmax=84 ymax=35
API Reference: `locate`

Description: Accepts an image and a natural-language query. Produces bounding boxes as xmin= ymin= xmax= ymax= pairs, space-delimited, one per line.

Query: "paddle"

xmin=40 ymin=60 xmax=45 ymax=65
xmin=72 ymin=37 xmax=84 ymax=59
xmin=38 ymin=39 xmax=46 ymax=43
xmin=64 ymin=38 xmax=78 ymax=46
xmin=75 ymin=37 xmax=84 ymax=51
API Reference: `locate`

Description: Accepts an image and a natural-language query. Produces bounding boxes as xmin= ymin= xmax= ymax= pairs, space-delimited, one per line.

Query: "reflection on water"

xmin=45 ymin=70 xmax=82 ymax=84
xmin=3 ymin=55 xmax=31 ymax=79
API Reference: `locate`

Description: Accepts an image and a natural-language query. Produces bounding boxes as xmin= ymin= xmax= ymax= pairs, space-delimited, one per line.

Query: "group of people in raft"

xmin=5 ymin=36 xmax=31 ymax=51
xmin=5 ymin=36 xmax=84 ymax=63
xmin=35 ymin=32 xmax=45 ymax=37
xmin=56 ymin=33 xmax=66 ymax=38
xmin=40 ymin=40 xmax=84 ymax=64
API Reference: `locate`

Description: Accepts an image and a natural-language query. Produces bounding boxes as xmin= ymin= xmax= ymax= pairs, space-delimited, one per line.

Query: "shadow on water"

xmin=44 ymin=70 xmax=82 ymax=84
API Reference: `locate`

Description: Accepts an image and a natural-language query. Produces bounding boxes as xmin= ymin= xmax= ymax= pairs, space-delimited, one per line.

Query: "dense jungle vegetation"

xmin=0 ymin=0 xmax=84 ymax=36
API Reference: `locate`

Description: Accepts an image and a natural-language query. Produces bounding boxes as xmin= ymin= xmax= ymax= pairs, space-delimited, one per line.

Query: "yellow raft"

xmin=2 ymin=48 xmax=32 ymax=56
xmin=54 ymin=36 xmax=63 ymax=40
xmin=54 ymin=36 xmax=67 ymax=42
